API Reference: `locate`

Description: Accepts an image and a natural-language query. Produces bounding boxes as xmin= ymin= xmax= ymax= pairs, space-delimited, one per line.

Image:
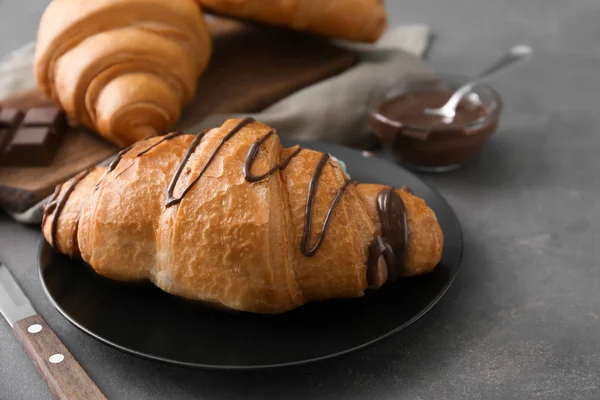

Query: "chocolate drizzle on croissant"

xmin=244 ymin=131 xmax=356 ymax=258
xmin=242 ymin=128 xmax=409 ymax=270
xmin=166 ymin=118 xmax=361 ymax=260
xmin=93 ymin=119 xmax=410 ymax=274
xmin=136 ymin=131 xmax=185 ymax=157
xmin=107 ymin=145 xmax=134 ymax=173
xmin=42 ymin=168 xmax=92 ymax=248
xmin=166 ymin=118 xmax=255 ymax=206
xmin=366 ymin=188 xmax=409 ymax=285
xmin=301 ymin=154 xmax=355 ymax=257
xmin=41 ymin=118 xmax=443 ymax=313
xmin=244 ymin=130 xmax=303 ymax=182
xmin=94 ymin=132 xmax=186 ymax=190
xmin=243 ymin=126 xmax=363 ymax=259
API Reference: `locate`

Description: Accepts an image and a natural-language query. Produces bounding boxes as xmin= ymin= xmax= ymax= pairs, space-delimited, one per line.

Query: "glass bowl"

xmin=368 ymin=74 xmax=502 ymax=172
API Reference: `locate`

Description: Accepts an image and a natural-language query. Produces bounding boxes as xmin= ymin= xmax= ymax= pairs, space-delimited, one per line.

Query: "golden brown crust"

xmin=397 ymin=189 xmax=444 ymax=276
xmin=78 ymin=134 xmax=195 ymax=280
xmin=34 ymin=0 xmax=212 ymax=146
xmin=155 ymin=120 xmax=304 ymax=312
xmin=354 ymin=184 xmax=443 ymax=285
xmin=42 ymin=118 xmax=442 ymax=313
xmin=41 ymin=168 xmax=104 ymax=257
xmin=281 ymin=148 xmax=375 ymax=301
xmin=198 ymin=0 xmax=387 ymax=43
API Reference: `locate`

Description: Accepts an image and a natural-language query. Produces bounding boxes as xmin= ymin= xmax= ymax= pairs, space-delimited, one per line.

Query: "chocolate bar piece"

xmin=2 ymin=127 xmax=60 ymax=166
xmin=0 ymin=105 xmax=66 ymax=167
xmin=22 ymin=107 xmax=67 ymax=132
xmin=0 ymin=107 xmax=24 ymax=127
xmin=0 ymin=107 xmax=24 ymax=151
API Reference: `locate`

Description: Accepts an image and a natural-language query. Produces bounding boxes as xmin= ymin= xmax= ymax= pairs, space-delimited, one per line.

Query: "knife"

xmin=0 ymin=262 xmax=106 ymax=400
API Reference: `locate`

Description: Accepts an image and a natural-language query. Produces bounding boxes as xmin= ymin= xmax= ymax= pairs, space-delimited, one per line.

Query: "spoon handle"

xmin=476 ymin=45 xmax=533 ymax=80
xmin=433 ymin=45 xmax=533 ymax=117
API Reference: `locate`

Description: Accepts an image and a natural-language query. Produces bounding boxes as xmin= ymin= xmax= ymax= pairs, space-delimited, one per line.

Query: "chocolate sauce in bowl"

xmin=369 ymin=88 xmax=499 ymax=169
xmin=376 ymin=90 xmax=488 ymax=132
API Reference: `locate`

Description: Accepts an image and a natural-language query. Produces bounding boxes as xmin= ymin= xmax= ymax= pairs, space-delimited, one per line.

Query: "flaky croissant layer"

xmin=34 ymin=0 xmax=212 ymax=146
xmin=197 ymin=0 xmax=387 ymax=43
xmin=42 ymin=119 xmax=443 ymax=313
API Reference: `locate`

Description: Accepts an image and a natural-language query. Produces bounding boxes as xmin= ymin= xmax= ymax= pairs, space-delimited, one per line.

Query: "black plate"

xmin=39 ymin=140 xmax=462 ymax=369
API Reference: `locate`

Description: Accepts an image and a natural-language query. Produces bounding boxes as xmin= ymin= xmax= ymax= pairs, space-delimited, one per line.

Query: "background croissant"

xmin=42 ymin=118 xmax=443 ymax=313
xmin=198 ymin=0 xmax=387 ymax=43
xmin=34 ymin=0 xmax=212 ymax=146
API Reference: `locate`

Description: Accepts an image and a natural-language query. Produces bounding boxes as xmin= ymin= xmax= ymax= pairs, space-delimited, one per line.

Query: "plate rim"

xmin=38 ymin=140 xmax=463 ymax=370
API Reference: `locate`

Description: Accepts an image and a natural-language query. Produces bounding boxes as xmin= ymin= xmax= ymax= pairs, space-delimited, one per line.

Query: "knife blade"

xmin=0 ymin=262 xmax=106 ymax=400
xmin=0 ymin=262 xmax=36 ymax=326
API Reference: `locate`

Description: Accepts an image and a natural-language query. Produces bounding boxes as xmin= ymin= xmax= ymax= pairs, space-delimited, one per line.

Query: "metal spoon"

xmin=424 ymin=44 xmax=533 ymax=120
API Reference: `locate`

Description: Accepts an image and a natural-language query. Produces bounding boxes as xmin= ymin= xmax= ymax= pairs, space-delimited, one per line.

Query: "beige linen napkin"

xmin=0 ymin=24 xmax=431 ymax=223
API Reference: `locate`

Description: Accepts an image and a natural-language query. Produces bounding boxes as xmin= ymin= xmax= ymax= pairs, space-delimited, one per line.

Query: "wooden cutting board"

xmin=0 ymin=17 xmax=358 ymax=212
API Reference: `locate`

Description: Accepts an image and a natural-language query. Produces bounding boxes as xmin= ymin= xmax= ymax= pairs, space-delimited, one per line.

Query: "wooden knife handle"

xmin=13 ymin=315 xmax=106 ymax=400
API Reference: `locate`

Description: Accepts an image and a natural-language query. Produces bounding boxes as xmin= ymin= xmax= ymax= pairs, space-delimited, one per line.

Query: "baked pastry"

xmin=197 ymin=0 xmax=387 ymax=43
xmin=33 ymin=0 xmax=212 ymax=147
xmin=42 ymin=118 xmax=443 ymax=313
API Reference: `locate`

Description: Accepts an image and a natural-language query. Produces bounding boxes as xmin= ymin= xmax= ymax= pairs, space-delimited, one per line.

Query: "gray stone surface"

xmin=1 ymin=0 xmax=600 ymax=399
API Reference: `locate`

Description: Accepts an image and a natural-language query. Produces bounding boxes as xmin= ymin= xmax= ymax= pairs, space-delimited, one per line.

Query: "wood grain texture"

xmin=177 ymin=17 xmax=359 ymax=128
xmin=0 ymin=17 xmax=357 ymax=212
xmin=13 ymin=315 xmax=106 ymax=400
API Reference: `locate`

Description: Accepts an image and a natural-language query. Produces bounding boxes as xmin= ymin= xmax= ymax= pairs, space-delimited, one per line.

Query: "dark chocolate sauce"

xmin=42 ymin=118 xmax=410 ymax=277
xmin=46 ymin=168 xmax=92 ymax=248
xmin=136 ymin=131 xmax=184 ymax=157
xmin=113 ymin=162 xmax=135 ymax=180
xmin=94 ymin=145 xmax=134 ymax=190
xmin=366 ymin=235 xmax=391 ymax=285
xmin=243 ymin=131 xmax=356 ymax=258
xmin=107 ymin=144 xmax=134 ymax=172
xmin=369 ymin=89 xmax=497 ymax=168
xmin=366 ymin=188 xmax=409 ymax=286
xmin=375 ymin=90 xmax=488 ymax=133
xmin=166 ymin=118 xmax=255 ymax=207
xmin=243 ymin=130 xmax=303 ymax=182
xmin=95 ymin=132 xmax=185 ymax=190
xmin=300 ymin=153 xmax=354 ymax=257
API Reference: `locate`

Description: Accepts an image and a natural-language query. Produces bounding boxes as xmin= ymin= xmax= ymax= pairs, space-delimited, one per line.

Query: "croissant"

xmin=197 ymin=0 xmax=387 ymax=43
xmin=42 ymin=118 xmax=443 ymax=313
xmin=33 ymin=0 xmax=212 ymax=147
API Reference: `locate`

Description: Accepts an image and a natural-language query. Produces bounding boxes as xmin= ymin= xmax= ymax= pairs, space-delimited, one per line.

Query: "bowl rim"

xmin=368 ymin=73 xmax=503 ymax=136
